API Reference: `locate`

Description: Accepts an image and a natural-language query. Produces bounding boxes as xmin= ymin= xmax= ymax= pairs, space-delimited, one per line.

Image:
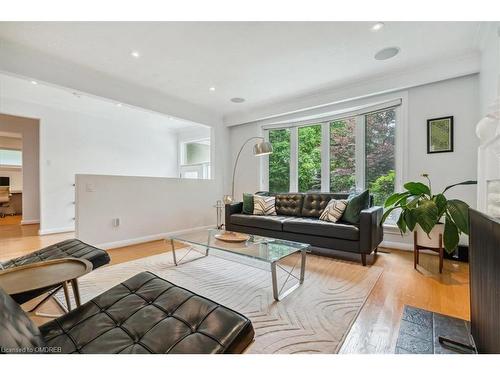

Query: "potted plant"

xmin=382 ymin=174 xmax=476 ymax=254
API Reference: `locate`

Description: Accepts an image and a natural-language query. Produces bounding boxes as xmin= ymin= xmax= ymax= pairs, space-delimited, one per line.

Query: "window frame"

xmin=179 ymin=138 xmax=211 ymax=179
xmin=0 ymin=148 xmax=22 ymax=169
xmin=262 ymin=96 xmax=407 ymax=204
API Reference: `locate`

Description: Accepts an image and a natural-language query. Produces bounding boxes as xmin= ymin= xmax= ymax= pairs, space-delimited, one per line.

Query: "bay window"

xmin=265 ymin=105 xmax=399 ymax=208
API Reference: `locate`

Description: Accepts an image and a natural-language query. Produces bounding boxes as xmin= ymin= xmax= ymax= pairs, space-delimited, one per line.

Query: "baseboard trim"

xmin=21 ymin=219 xmax=40 ymax=225
xmin=38 ymin=226 xmax=75 ymax=235
xmin=96 ymin=225 xmax=215 ymax=250
xmin=380 ymin=240 xmax=413 ymax=251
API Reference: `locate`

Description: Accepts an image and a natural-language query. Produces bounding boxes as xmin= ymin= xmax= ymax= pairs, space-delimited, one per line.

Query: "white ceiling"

xmin=0 ymin=22 xmax=483 ymax=119
xmin=0 ymin=73 xmax=205 ymax=131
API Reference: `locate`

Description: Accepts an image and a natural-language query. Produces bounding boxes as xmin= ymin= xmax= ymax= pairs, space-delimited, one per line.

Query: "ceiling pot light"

xmin=116 ymin=103 xmax=123 ymax=107
xmin=230 ymin=97 xmax=245 ymax=103
xmin=374 ymin=47 xmax=400 ymax=60
xmin=31 ymin=80 xmax=38 ymax=85
xmin=371 ymin=22 xmax=385 ymax=31
xmin=130 ymin=50 xmax=140 ymax=58
xmin=209 ymin=87 xmax=216 ymax=92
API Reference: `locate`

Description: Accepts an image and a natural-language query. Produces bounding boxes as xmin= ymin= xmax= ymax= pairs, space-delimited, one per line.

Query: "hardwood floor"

xmin=0 ymin=222 xmax=470 ymax=354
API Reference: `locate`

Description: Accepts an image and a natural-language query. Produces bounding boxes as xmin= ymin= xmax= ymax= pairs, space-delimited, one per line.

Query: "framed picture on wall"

xmin=427 ymin=116 xmax=454 ymax=153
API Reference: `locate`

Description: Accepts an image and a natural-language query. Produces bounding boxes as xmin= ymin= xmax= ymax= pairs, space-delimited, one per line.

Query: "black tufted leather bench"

xmin=0 ymin=239 xmax=110 ymax=304
xmin=0 ymin=271 xmax=255 ymax=354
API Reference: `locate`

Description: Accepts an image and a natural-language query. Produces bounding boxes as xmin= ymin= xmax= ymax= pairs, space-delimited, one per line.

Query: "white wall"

xmin=479 ymin=23 xmax=500 ymax=117
xmin=0 ymin=113 xmax=39 ymax=223
xmin=1 ymin=97 xmax=180 ymax=234
xmin=75 ymin=174 xmax=219 ymax=248
xmin=228 ymin=75 xmax=480 ymax=249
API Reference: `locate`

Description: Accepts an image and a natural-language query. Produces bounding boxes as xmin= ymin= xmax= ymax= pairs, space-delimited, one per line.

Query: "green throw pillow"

xmin=242 ymin=193 xmax=254 ymax=214
xmin=342 ymin=190 xmax=370 ymax=224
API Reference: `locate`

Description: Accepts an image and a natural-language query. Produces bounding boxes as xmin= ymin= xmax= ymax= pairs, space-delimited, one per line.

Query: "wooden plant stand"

xmin=413 ymin=231 xmax=444 ymax=273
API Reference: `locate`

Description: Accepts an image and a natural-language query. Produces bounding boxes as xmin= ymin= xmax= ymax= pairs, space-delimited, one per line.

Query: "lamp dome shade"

xmin=253 ymin=141 xmax=273 ymax=156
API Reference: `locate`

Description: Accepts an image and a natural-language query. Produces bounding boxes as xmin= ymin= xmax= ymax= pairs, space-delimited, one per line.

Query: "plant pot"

xmin=415 ymin=223 xmax=444 ymax=249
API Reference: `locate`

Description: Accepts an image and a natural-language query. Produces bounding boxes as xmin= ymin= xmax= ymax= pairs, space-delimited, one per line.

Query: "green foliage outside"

xmin=268 ymin=129 xmax=290 ymax=193
xmin=369 ymin=170 xmax=395 ymax=206
xmin=298 ymin=125 xmax=322 ymax=192
xmin=330 ymin=119 xmax=356 ymax=193
xmin=268 ymin=108 xmax=396 ymax=205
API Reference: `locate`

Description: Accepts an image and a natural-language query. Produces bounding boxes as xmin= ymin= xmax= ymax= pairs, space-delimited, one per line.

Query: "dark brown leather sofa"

xmin=225 ymin=193 xmax=383 ymax=265
xmin=0 ymin=271 xmax=254 ymax=354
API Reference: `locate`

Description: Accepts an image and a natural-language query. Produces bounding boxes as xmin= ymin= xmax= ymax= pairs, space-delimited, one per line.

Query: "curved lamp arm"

xmin=231 ymin=136 xmax=265 ymax=200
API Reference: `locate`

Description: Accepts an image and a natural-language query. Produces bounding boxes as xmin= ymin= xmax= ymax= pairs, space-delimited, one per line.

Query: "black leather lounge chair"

xmin=0 ymin=239 xmax=110 ymax=305
xmin=0 ymin=271 xmax=255 ymax=354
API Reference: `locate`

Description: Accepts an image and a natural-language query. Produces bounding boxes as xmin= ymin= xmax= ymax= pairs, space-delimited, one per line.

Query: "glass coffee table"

xmin=166 ymin=229 xmax=310 ymax=301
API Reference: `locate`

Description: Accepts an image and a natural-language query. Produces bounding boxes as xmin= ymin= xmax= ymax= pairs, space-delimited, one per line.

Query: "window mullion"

xmin=320 ymin=122 xmax=330 ymax=192
xmin=290 ymin=127 xmax=299 ymax=192
xmin=355 ymin=115 xmax=365 ymax=192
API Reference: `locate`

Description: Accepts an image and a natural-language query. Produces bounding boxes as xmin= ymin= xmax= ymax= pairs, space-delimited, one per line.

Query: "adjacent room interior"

xmin=0 ymin=20 xmax=499 ymax=355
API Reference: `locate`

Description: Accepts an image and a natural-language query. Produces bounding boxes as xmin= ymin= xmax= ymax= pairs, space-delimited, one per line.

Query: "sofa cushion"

xmin=275 ymin=194 xmax=304 ymax=216
xmin=230 ymin=214 xmax=291 ymax=231
xmin=253 ymin=195 xmax=276 ymax=216
xmin=39 ymin=272 xmax=254 ymax=354
xmin=301 ymin=193 xmax=349 ymax=218
xmin=242 ymin=193 xmax=254 ymax=214
xmin=342 ymin=190 xmax=370 ymax=224
xmin=283 ymin=217 xmax=359 ymax=241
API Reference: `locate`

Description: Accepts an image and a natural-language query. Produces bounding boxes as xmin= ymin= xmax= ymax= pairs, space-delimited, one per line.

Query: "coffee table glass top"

xmin=168 ymin=229 xmax=309 ymax=263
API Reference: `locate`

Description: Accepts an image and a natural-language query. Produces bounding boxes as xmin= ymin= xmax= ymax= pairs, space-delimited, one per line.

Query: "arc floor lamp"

xmin=225 ymin=137 xmax=273 ymax=203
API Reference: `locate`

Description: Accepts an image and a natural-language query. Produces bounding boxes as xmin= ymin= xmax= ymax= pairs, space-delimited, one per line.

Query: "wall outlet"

xmin=112 ymin=218 xmax=120 ymax=227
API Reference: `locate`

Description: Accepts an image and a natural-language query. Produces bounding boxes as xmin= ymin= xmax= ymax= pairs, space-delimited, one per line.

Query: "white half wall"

xmin=1 ymin=97 xmax=180 ymax=234
xmin=75 ymin=174 xmax=220 ymax=248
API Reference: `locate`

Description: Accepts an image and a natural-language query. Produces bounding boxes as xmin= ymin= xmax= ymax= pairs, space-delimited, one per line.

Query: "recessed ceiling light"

xmin=209 ymin=87 xmax=216 ymax=92
xmin=116 ymin=103 xmax=123 ymax=107
xmin=371 ymin=22 xmax=385 ymax=32
xmin=374 ymin=47 xmax=400 ymax=61
xmin=230 ymin=97 xmax=245 ymax=103
xmin=131 ymin=50 xmax=140 ymax=58
xmin=31 ymin=80 xmax=38 ymax=85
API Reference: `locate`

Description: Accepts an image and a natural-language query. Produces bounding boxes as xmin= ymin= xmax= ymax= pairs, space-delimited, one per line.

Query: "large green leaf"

xmin=381 ymin=206 xmax=399 ymax=225
xmin=442 ymin=180 xmax=477 ymax=194
xmin=384 ymin=192 xmax=405 ymax=208
xmin=405 ymin=195 xmax=421 ymax=209
xmin=433 ymin=193 xmax=447 ymax=219
xmin=403 ymin=182 xmax=431 ymax=196
xmin=397 ymin=212 xmax=407 ymax=235
xmin=447 ymin=199 xmax=470 ymax=234
xmin=404 ymin=209 xmax=418 ymax=231
xmin=414 ymin=200 xmax=439 ymax=234
xmin=443 ymin=215 xmax=460 ymax=254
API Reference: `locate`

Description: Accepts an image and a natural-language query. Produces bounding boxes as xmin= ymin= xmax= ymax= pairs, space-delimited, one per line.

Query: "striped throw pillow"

xmin=253 ymin=195 xmax=276 ymax=216
xmin=319 ymin=199 xmax=348 ymax=222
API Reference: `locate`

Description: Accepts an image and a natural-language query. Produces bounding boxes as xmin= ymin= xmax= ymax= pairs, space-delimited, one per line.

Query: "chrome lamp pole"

xmin=227 ymin=136 xmax=273 ymax=203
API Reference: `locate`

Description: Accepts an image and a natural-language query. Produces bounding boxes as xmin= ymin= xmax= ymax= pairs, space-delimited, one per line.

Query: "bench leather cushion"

xmin=230 ymin=214 xmax=291 ymax=231
xmin=0 ymin=239 xmax=110 ymax=271
xmin=39 ymin=271 xmax=254 ymax=354
xmin=283 ymin=217 xmax=359 ymax=241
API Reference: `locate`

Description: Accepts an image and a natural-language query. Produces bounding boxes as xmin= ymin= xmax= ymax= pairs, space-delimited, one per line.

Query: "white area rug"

xmin=57 ymin=248 xmax=382 ymax=353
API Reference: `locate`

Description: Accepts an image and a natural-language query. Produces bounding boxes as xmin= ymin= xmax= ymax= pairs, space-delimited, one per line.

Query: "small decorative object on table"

xmin=213 ymin=200 xmax=224 ymax=229
xmin=214 ymin=231 xmax=250 ymax=243
xmin=382 ymin=173 xmax=476 ymax=273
